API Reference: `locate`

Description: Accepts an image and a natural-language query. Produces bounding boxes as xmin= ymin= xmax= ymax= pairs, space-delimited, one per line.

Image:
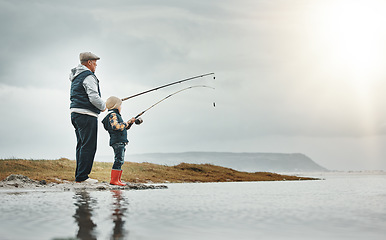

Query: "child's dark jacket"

xmin=102 ymin=109 xmax=129 ymax=146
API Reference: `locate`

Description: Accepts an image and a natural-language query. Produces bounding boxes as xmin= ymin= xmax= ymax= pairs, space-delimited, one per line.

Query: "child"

xmin=102 ymin=96 xmax=136 ymax=186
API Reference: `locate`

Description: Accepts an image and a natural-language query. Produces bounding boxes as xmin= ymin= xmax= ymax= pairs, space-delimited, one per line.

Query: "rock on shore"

xmin=0 ymin=174 xmax=168 ymax=191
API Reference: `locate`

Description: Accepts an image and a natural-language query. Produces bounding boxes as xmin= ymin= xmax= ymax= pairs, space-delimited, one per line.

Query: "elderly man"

xmin=69 ymin=52 xmax=106 ymax=183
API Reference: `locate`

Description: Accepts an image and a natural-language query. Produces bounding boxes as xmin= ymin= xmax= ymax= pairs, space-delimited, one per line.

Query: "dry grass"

xmin=0 ymin=158 xmax=318 ymax=183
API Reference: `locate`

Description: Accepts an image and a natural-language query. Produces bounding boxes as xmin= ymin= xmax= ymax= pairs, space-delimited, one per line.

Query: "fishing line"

xmin=212 ymin=74 xmax=216 ymax=107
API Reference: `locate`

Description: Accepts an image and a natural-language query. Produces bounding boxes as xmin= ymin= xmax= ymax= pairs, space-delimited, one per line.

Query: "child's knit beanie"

xmin=106 ymin=96 xmax=122 ymax=110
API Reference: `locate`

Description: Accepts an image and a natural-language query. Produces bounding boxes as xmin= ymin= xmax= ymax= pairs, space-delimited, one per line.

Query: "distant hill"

xmin=126 ymin=152 xmax=328 ymax=173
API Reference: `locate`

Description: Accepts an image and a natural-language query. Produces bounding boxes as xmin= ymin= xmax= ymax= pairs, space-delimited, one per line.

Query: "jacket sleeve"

xmin=109 ymin=113 xmax=129 ymax=131
xmin=83 ymin=75 xmax=106 ymax=111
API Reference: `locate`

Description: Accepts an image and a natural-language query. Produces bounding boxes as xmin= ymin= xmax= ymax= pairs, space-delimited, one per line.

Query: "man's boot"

xmin=110 ymin=169 xmax=126 ymax=186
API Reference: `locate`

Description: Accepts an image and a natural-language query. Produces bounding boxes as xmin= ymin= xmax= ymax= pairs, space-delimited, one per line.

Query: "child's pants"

xmin=112 ymin=142 xmax=126 ymax=170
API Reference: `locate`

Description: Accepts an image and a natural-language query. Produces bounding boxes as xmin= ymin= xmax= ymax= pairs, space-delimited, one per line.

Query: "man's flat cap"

xmin=79 ymin=52 xmax=100 ymax=62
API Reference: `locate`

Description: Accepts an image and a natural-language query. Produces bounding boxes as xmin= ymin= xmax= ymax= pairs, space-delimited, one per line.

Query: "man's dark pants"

xmin=71 ymin=112 xmax=98 ymax=182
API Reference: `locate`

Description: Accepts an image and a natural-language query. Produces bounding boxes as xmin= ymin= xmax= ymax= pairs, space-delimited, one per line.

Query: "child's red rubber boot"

xmin=110 ymin=169 xmax=126 ymax=186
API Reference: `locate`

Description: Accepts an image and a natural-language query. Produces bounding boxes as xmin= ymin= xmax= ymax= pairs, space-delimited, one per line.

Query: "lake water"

xmin=0 ymin=173 xmax=385 ymax=240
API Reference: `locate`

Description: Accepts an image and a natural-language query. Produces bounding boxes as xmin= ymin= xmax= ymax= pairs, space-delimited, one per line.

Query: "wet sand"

xmin=0 ymin=174 xmax=168 ymax=191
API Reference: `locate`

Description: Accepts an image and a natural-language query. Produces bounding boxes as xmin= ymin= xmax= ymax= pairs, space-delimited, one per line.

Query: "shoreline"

xmin=0 ymin=158 xmax=319 ymax=188
xmin=0 ymin=174 xmax=168 ymax=192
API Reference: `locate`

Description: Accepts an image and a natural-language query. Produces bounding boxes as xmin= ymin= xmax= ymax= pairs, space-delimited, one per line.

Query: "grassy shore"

xmin=0 ymin=158 xmax=318 ymax=183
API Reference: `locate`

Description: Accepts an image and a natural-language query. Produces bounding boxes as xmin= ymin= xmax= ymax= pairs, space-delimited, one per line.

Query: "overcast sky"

xmin=1 ymin=0 xmax=386 ymax=171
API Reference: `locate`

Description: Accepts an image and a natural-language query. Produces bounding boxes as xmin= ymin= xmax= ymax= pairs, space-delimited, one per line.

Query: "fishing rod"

xmin=130 ymin=85 xmax=215 ymax=126
xmin=121 ymin=72 xmax=215 ymax=101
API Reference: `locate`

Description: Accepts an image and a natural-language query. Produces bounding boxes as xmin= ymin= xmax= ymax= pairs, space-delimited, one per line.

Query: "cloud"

xmin=1 ymin=0 xmax=386 ymax=170
xmin=0 ymin=84 xmax=72 ymax=158
xmin=0 ymin=1 xmax=103 ymax=87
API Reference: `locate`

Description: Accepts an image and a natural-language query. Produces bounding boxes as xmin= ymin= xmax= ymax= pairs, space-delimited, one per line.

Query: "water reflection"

xmin=111 ymin=190 xmax=129 ymax=239
xmin=73 ymin=191 xmax=97 ymax=240
xmin=72 ymin=190 xmax=129 ymax=240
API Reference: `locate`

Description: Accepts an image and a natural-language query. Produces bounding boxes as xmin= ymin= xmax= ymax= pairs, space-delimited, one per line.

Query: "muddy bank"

xmin=0 ymin=174 xmax=168 ymax=191
xmin=1 ymin=159 xmax=320 ymax=184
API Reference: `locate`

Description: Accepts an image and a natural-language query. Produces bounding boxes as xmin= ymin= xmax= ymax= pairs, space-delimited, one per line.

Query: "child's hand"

xmin=127 ymin=117 xmax=136 ymax=125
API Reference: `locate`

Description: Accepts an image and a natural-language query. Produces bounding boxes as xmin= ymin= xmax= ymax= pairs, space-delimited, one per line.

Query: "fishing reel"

xmin=135 ymin=117 xmax=143 ymax=125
